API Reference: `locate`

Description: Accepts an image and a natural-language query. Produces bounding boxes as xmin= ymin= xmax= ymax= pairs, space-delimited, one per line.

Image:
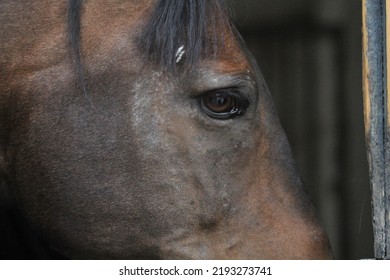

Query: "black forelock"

xmin=137 ymin=0 xmax=232 ymax=72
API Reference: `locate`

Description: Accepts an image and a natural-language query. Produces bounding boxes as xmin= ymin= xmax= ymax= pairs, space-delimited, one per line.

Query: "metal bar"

xmin=363 ymin=0 xmax=390 ymax=259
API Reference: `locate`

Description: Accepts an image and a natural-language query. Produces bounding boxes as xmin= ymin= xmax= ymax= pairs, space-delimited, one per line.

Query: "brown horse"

xmin=0 ymin=0 xmax=332 ymax=259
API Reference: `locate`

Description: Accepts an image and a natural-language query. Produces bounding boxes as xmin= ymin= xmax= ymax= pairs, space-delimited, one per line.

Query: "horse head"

xmin=0 ymin=0 xmax=332 ymax=259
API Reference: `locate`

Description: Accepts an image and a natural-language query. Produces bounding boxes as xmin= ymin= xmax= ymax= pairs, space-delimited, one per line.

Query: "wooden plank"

xmin=385 ymin=0 xmax=390 ymax=257
xmin=363 ymin=0 xmax=390 ymax=259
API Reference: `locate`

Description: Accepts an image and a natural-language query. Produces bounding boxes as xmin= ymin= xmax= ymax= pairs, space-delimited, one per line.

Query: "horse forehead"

xmin=83 ymin=1 xmax=153 ymax=38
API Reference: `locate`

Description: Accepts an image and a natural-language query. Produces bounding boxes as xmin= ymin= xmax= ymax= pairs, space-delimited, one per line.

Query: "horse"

xmin=0 ymin=0 xmax=333 ymax=259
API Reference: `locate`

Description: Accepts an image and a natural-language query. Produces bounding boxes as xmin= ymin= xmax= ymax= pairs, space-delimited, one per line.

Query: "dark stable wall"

xmin=232 ymin=0 xmax=373 ymax=259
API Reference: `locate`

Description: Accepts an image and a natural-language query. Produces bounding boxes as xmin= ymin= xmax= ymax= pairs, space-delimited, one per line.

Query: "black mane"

xmin=67 ymin=0 xmax=87 ymax=96
xmin=67 ymin=0 xmax=233 ymax=80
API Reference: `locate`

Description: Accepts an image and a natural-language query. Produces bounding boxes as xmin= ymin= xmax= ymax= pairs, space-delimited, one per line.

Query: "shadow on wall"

xmin=232 ymin=0 xmax=373 ymax=259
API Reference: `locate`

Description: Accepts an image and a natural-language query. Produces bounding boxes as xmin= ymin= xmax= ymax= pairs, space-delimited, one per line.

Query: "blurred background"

xmin=231 ymin=0 xmax=373 ymax=259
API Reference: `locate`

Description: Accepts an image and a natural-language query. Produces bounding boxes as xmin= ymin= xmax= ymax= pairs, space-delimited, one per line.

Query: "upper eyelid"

xmin=220 ymin=84 xmax=255 ymax=103
xmin=226 ymin=73 xmax=257 ymax=92
xmin=202 ymin=87 xmax=240 ymax=96
xmin=190 ymin=73 xmax=257 ymax=95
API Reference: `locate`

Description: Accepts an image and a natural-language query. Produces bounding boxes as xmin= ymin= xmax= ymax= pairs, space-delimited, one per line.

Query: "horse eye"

xmin=200 ymin=89 xmax=246 ymax=120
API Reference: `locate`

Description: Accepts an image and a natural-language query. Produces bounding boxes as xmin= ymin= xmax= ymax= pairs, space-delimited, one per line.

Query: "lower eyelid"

xmin=195 ymin=110 xmax=234 ymax=128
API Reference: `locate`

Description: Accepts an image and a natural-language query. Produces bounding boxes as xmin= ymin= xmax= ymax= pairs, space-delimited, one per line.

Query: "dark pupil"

xmin=205 ymin=92 xmax=235 ymax=113
xmin=212 ymin=94 xmax=228 ymax=105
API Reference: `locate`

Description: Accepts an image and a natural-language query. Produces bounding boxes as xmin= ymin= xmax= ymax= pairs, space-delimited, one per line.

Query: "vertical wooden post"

xmin=363 ymin=0 xmax=390 ymax=259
